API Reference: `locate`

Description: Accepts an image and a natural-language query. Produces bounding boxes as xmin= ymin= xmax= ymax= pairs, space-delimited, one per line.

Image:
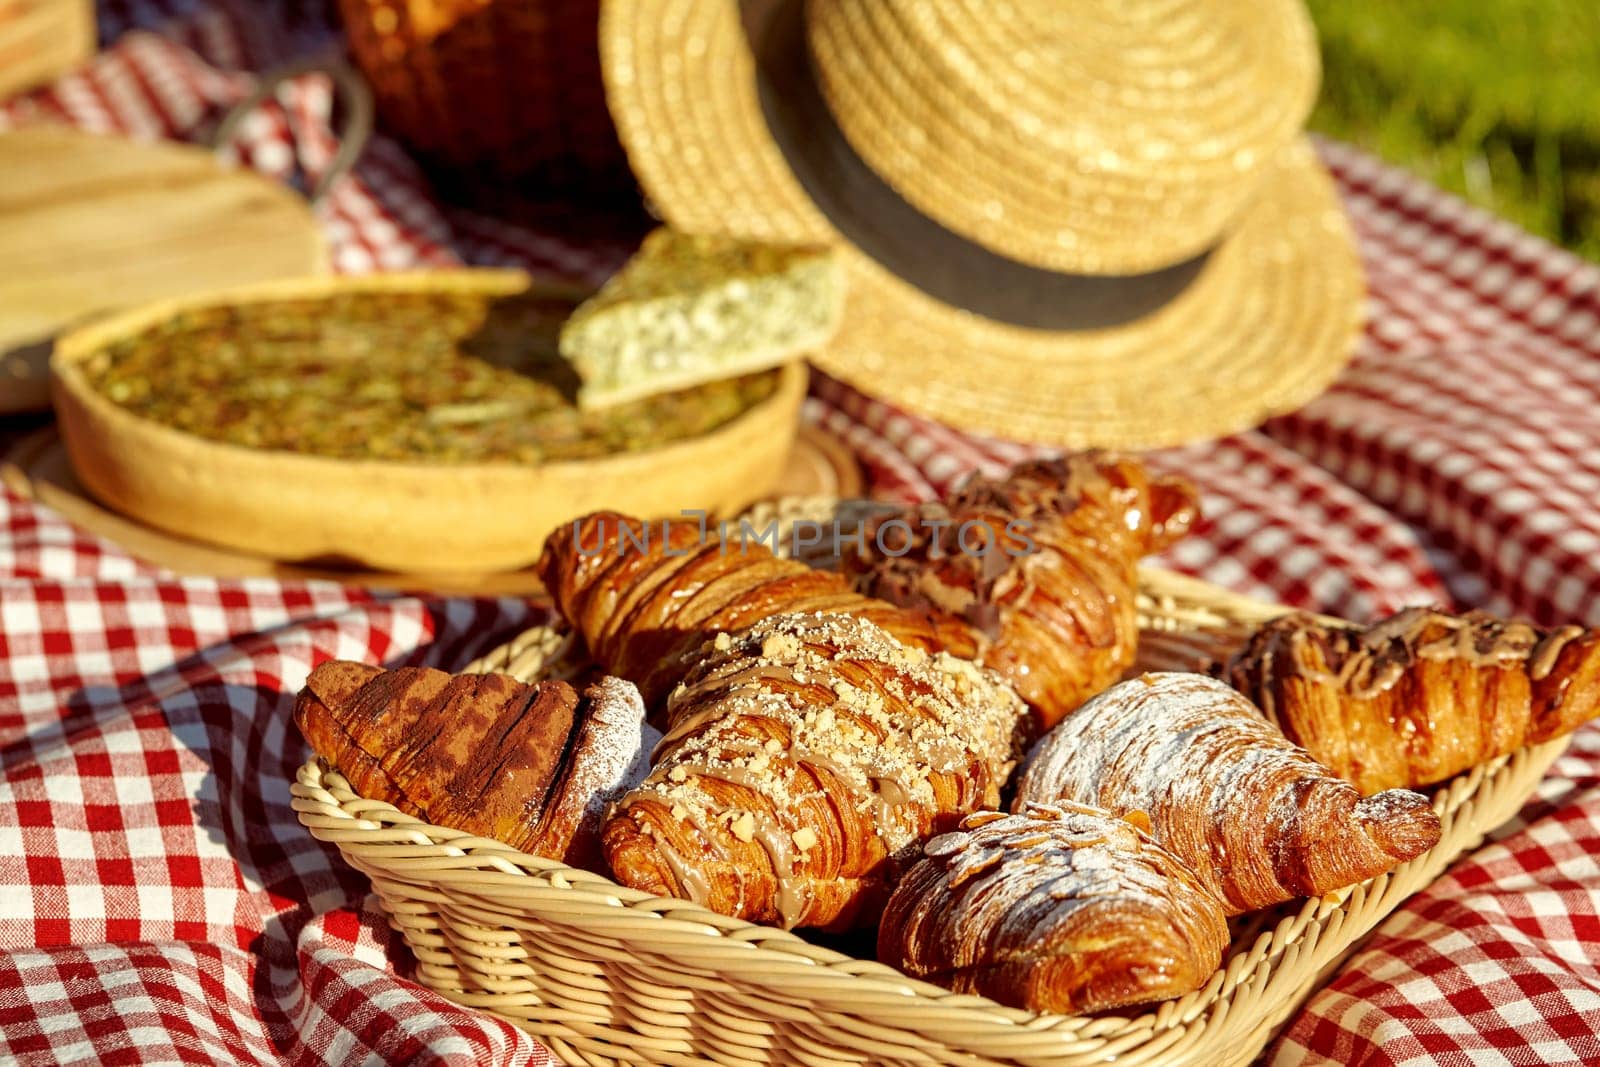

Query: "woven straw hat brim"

xmin=601 ymin=0 xmax=1365 ymax=448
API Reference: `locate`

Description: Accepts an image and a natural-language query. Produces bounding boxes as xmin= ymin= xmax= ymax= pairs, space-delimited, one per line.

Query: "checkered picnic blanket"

xmin=3 ymin=4 xmax=1600 ymax=1064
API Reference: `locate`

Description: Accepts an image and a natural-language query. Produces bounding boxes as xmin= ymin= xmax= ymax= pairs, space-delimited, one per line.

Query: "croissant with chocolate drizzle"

xmin=1012 ymin=672 xmax=1442 ymax=914
xmin=838 ymin=453 xmax=1199 ymax=737
xmin=1223 ymin=608 xmax=1600 ymax=795
xmin=538 ymin=510 xmax=941 ymax=714
xmin=879 ymin=803 xmax=1229 ymax=1015
xmin=602 ymin=611 xmax=1027 ymax=931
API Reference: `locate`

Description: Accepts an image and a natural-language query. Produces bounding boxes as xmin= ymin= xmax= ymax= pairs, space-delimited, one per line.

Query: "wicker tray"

xmin=292 ymin=566 xmax=1569 ymax=1066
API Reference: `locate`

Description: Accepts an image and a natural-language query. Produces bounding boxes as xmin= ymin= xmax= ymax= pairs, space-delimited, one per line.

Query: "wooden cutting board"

xmin=0 ymin=126 xmax=327 ymax=414
xmin=0 ymin=423 xmax=863 ymax=597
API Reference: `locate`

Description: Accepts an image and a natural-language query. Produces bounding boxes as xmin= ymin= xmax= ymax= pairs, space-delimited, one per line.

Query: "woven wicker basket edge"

xmin=292 ymin=735 xmax=1568 ymax=1067
xmin=290 ymin=565 xmax=1573 ymax=1066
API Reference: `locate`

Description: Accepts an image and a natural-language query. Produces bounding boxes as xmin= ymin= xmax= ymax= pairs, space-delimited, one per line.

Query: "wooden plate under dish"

xmin=1 ymin=422 xmax=861 ymax=597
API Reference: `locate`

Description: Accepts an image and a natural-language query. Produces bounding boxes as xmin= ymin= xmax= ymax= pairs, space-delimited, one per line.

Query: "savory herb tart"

xmin=51 ymin=271 xmax=806 ymax=573
xmin=81 ymin=290 xmax=780 ymax=464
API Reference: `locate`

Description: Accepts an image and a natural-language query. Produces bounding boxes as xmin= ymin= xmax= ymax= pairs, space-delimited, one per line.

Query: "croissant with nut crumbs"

xmin=1224 ymin=608 xmax=1600 ymax=794
xmin=1012 ymin=672 xmax=1442 ymax=914
xmin=538 ymin=510 xmax=941 ymax=712
xmin=878 ymin=803 xmax=1229 ymax=1015
xmin=295 ymin=662 xmax=651 ymax=869
xmin=601 ymin=611 xmax=1028 ymax=931
xmin=840 ymin=453 xmax=1199 ymax=737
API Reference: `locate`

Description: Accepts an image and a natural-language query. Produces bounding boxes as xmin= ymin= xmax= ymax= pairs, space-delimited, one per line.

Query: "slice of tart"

xmin=560 ymin=228 xmax=842 ymax=409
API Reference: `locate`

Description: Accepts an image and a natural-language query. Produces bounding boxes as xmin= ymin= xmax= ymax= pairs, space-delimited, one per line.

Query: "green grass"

xmin=1307 ymin=0 xmax=1600 ymax=259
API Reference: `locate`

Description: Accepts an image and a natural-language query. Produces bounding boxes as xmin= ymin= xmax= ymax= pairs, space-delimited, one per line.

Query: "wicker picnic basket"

xmin=338 ymin=0 xmax=636 ymax=213
xmin=292 ymin=552 xmax=1569 ymax=1066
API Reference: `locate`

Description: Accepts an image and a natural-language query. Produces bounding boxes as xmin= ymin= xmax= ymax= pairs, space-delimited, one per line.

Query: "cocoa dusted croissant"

xmin=1011 ymin=672 xmax=1442 ymax=914
xmin=295 ymin=662 xmax=652 ymax=869
xmin=879 ymin=803 xmax=1229 ymax=1015
xmin=602 ymin=611 xmax=1028 ymax=931
xmin=538 ymin=510 xmax=941 ymax=711
xmin=1223 ymin=608 xmax=1600 ymax=795
xmin=839 ymin=453 xmax=1199 ymax=737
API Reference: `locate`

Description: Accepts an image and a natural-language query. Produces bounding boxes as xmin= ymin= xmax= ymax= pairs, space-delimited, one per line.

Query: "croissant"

xmin=601 ymin=611 xmax=1028 ymax=931
xmin=1011 ymin=672 xmax=1442 ymax=914
xmin=538 ymin=510 xmax=941 ymax=711
xmin=878 ymin=803 xmax=1229 ymax=1014
xmin=839 ymin=453 xmax=1199 ymax=736
xmin=1223 ymin=609 xmax=1600 ymax=795
xmin=295 ymin=662 xmax=652 ymax=869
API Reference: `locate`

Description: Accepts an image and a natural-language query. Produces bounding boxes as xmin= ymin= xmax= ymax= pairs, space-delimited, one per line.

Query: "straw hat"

xmin=599 ymin=0 xmax=1365 ymax=448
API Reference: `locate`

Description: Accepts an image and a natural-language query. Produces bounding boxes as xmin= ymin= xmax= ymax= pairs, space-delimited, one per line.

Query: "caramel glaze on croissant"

xmin=538 ymin=511 xmax=941 ymax=713
xmin=1224 ymin=608 xmax=1600 ymax=795
xmin=879 ymin=803 xmax=1229 ymax=1015
xmin=1012 ymin=672 xmax=1442 ymax=914
xmin=295 ymin=662 xmax=649 ymax=869
xmin=601 ymin=611 xmax=1028 ymax=931
xmin=839 ymin=453 xmax=1199 ymax=738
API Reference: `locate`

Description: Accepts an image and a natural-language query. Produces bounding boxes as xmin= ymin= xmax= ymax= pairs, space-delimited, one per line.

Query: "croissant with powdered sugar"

xmin=878 ymin=803 xmax=1229 ymax=1014
xmin=1012 ymin=672 xmax=1442 ymax=914
xmin=295 ymin=662 xmax=653 ymax=870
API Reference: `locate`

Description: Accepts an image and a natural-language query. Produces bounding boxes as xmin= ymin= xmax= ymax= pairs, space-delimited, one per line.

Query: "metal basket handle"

xmin=208 ymin=53 xmax=374 ymax=205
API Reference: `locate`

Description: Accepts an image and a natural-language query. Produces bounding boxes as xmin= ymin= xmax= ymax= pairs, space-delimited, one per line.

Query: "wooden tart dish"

xmin=51 ymin=271 xmax=808 ymax=573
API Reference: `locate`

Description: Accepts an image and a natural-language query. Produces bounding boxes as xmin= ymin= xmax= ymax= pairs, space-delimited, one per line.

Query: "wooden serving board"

xmin=0 ymin=1 xmax=95 ymax=100
xmin=0 ymin=423 xmax=863 ymax=596
xmin=0 ymin=127 xmax=327 ymax=414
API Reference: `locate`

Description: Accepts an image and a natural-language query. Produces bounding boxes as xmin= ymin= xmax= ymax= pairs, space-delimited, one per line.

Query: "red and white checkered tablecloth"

xmin=3 ymin=5 xmax=1600 ymax=1065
